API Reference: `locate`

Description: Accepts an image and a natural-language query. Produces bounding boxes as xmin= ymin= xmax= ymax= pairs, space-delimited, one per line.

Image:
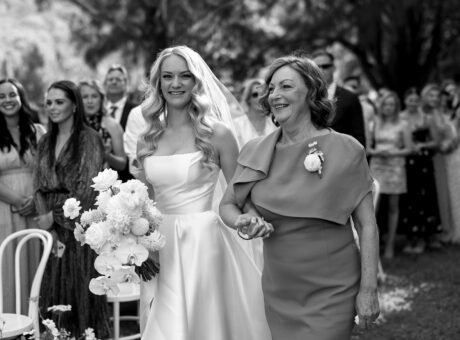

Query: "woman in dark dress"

xmin=220 ymin=56 xmax=380 ymax=340
xmin=33 ymin=80 xmax=110 ymax=337
xmin=399 ymin=86 xmax=442 ymax=253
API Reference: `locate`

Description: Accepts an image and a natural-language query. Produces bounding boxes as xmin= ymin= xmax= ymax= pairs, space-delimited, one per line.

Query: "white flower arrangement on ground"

xmin=63 ymin=169 xmax=165 ymax=296
xmin=22 ymin=305 xmax=98 ymax=340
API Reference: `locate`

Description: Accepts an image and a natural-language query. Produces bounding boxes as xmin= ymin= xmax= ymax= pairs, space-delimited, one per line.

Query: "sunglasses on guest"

xmin=317 ymin=63 xmax=333 ymax=70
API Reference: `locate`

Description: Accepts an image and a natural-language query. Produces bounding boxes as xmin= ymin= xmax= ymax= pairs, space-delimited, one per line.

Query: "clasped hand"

xmin=12 ymin=196 xmax=36 ymax=217
xmin=235 ymin=213 xmax=274 ymax=240
xmin=355 ymin=287 xmax=380 ymax=330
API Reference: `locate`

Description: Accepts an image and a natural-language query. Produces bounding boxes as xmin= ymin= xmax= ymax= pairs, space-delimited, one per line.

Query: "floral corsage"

xmin=303 ymin=141 xmax=324 ymax=178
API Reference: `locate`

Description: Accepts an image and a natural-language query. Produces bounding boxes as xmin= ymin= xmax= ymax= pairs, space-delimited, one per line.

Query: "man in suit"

xmin=104 ymin=64 xmax=137 ymax=130
xmin=104 ymin=64 xmax=137 ymax=181
xmin=312 ymin=51 xmax=366 ymax=146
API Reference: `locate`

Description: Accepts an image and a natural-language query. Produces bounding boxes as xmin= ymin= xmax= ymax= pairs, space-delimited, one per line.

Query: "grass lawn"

xmin=352 ymin=243 xmax=460 ymax=340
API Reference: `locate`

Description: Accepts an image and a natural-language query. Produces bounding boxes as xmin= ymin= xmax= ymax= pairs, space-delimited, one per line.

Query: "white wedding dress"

xmin=140 ymin=151 xmax=271 ymax=340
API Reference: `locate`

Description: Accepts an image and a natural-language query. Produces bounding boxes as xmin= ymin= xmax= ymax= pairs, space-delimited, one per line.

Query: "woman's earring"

xmin=271 ymin=114 xmax=279 ymax=127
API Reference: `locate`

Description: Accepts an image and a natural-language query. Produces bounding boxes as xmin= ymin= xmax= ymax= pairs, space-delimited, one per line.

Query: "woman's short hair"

xmin=259 ymin=55 xmax=335 ymax=129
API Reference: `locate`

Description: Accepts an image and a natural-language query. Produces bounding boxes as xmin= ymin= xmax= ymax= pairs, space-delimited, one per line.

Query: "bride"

xmin=136 ymin=45 xmax=271 ymax=340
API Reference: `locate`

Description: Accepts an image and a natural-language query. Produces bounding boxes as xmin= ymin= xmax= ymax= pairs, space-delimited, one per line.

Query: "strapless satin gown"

xmin=140 ymin=151 xmax=271 ymax=340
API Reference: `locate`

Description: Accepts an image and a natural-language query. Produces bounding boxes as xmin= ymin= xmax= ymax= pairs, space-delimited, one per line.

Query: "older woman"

xmin=220 ymin=55 xmax=380 ymax=340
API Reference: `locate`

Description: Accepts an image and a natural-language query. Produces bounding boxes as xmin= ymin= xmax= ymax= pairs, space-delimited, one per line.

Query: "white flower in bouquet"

xmin=110 ymin=266 xmax=141 ymax=284
xmin=106 ymin=194 xmax=142 ymax=221
xmin=143 ymin=201 xmax=163 ymax=229
xmin=89 ymin=276 xmax=120 ymax=295
xmin=47 ymin=304 xmax=72 ymax=312
xmin=119 ymin=180 xmax=149 ymax=202
xmin=95 ymin=190 xmax=112 ymax=212
xmin=94 ymin=253 xmax=123 ymax=276
xmin=131 ymin=218 xmax=150 ymax=236
xmin=91 ymin=168 xmax=120 ymax=192
xmin=105 ymin=208 xmax=133 ymax=235
xmin=113 ymin=237 xmax=149 ymax=266
xmin=63 ymin=198 xmax=81 ymax=220
xmin=139 ymin=229 xmax=166 ymax=252
xmin=80 ymin=209 xmax=105 ymax=227
xmin=74 ymin=223 xmax=86 ymax=246
xmin=85 ymin=221 xmax=111 ymax=253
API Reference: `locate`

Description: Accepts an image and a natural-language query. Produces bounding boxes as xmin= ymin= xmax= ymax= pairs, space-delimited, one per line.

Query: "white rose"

xmin=95 ymin=190 xmax=112 ymax=212
xmin=91 ymin=169 xmax=119 ymax=192
xmin=85 ymin=221 xmax=110 ymax=253
xmin=63 ymin=198 xmax=81 ymax=219
xmin=304 ymin=153 xmax=322 ymax=173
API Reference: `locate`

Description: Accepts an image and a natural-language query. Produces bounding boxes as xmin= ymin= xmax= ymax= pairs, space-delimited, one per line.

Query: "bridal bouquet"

xmin=63 ymin=169 xmax=165 ymax=295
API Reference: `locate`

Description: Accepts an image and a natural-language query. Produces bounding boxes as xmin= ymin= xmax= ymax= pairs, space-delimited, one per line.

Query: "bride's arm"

xmin=211 ymin=122 xmax=239 ymax=182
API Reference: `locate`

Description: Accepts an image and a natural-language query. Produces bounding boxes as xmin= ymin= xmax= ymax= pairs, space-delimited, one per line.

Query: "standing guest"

xmin=104 ymin=64 xmax=137 ymax=130
xmin=446 ymin=82 xmax=460 ymax=243
xmin=138 ymin=45 xmax=271 ymax=339
xmin=220 ymin=55 xmax=379 ymax=340
xmin=399 ymin=85 xmax=441 ymax=254
xmin=343 ymin=75 xmax=377 ymax=149
xmin=104 ymin=64 xmax=137 ymax=181
xmin=79 ymin=80 xmax=127 ymax=171
xmin=312 ymin=51 xmax=366 ymax=146
xmin=0 ymin=78 xmax=46 ymax=313
xmin=422 ymin=84 xmax=454 ymax=246
xmin=233 ymin=78 xmax=277 ymax=146
xmin=33 ymin=80 xmax=110 ymax=337
xmin=399 ymin=87 xmax=420 ymax=120
xmin=367 ymin=91 xmax=412 ymax=259
xmin=427 ymin=84 xmax=457 ymax=243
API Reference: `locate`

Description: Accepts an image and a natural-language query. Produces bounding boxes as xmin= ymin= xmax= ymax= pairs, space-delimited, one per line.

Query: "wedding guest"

xmin=343 ymin=75 xmax=377 ymax=149
xmin=220 ymin=55 xmax=380 ymax=340
xmin=33 ymin=80 xmax=110 ymax=337
xmin=312 ymin=51 xmax=366 ymax=146
xmin=399 ymin=85 xmax=442 ymax=254
xmin=446 ymin=81 xmax=460 ymax=243
xmin=0 ymin=78 xmax=45 ymax=313
xmin=79 ymin=80 xmax=127 ymax=171
xmin=137 ymin=45 xmax=271 ymax=339
xmin=104 ymin=64 xmax=137 ymax=181
xmin=233 ymin=78 xmax=276 ymax=146
xmin=367 ymin=91 xmax=412 ymax=259
xmin=103 ymin=64 xmax=137 ymax=130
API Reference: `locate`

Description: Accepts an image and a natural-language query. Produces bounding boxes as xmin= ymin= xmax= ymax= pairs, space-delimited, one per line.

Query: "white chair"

xmin=0 ymin=229 xmax=53 ymax=339
xmin=106 ymin=282 xmax=141 ymax=340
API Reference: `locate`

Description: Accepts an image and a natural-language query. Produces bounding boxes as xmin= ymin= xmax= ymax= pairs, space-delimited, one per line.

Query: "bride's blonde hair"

xmin=138 ymin=46 xmax=222 ymax=168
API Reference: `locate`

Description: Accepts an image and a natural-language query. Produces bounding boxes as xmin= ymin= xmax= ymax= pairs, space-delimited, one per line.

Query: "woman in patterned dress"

xmin=367 ymin=91 xmax=412 ymax=259
xmin=33 ymin=80 xmax=110 ymax=337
